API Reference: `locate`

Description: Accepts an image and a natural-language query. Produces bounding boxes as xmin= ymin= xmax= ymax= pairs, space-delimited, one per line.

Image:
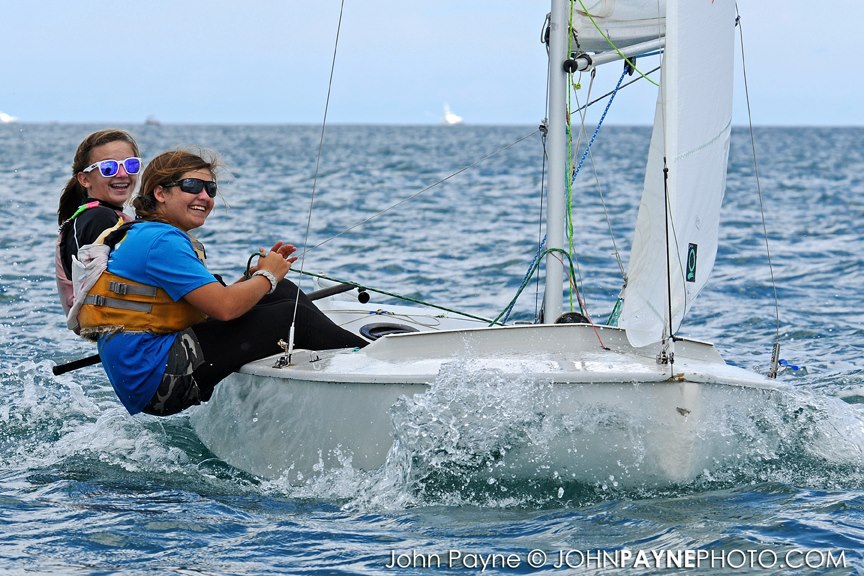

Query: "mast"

xmin=543 ymin=0 xmax=569 ymax=323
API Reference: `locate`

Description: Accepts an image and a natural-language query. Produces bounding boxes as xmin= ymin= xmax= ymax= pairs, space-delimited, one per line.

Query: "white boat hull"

xmin=190 ymin=0 xmax=793 ymax=490
xmin=190 ymin=323 xmax=786 ymax=487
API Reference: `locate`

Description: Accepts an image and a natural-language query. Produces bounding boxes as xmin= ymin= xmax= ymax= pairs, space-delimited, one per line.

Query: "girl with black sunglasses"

xmin=71 ymin=149 xmax=367 ymax=417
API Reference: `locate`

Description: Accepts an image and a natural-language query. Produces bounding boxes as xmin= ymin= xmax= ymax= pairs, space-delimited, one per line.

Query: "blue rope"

xmin=571 ymin=67 xmax=627 ymax=184
xmin=502 ymin=66 xmax=630 ymax=324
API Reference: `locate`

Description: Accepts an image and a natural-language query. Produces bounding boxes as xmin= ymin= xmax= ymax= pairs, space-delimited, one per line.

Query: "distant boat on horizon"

xmin=0 ymin=111 xmax=18 ymax=124
xmin=442 ymin=104 xmax=463 ymax=125
xmin=144 ymin=115 xmax=161 ymax=126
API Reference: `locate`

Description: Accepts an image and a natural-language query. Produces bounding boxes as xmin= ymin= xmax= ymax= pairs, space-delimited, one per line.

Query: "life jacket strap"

xmin=108 ymin=280 xmax=158 ymax=297
xmin=83 ymin=294 xmax=153 ymax=313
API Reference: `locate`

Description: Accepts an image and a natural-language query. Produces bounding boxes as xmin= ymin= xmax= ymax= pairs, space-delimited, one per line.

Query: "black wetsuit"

xmin=59 ymin=199 xmax=126 ymax=279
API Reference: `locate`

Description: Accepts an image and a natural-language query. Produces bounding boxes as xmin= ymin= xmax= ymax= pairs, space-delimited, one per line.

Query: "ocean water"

xmin=1 ymin=123 xmax=862 ymax=574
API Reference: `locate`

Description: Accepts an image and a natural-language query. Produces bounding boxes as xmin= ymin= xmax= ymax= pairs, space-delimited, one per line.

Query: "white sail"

xmin=620 ymin=0 xmax=736 ymax=347
xmin=442 ymin=104 xmax=463 ymax=125
xmin=571 ymin=0 xmax=666 ymax=52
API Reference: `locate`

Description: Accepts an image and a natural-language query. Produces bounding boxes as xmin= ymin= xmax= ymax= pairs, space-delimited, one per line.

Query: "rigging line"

xmin=302 ymin=129 xmax=540 ymax=255
xmin=662 ymin=159 xmax=675 ymax=367
xmin=736 ymin=8 xmax=781 ymax=338
xmin=567 ymin=67 xmax=627 ymax=316
xmin=653 ymin=0 xmax=671 ymax=365
xmin=566 ymin=69 xmax=595 ymax=314
xmin=570 ymin=68 xmax=625 ymax=185
xmin=585 ymin=67 xmax=661 ymax=281
xmin=292 ymin=269 xmax=500 ymax=325
xmin=298 ymin=1 xmax=344 ymax=276
xmin=513 ymin=66 xmax=660 ymax=321
xmin=575 ymin=0 xmax=659 ymax=87
xmin=498 ymin=248 xmax=606 ymax=347
xmin=492 ymin=248 xmax=588 ymax=325
xmin=579 ymin=65 xmax=660 ymax=114
xmin=536 ymin=10 xmax=553 ymax=322
xmin=569 ymin=67 xmax=660 ymax=283
xmin=566 ymin=2 xmax=588 ymax=174
xmin=286 ymin=0 xmax=346 ymax=358
xmin=660 ymin=121 xmax=734 ymax=326
xmin=533 ymin=124 xmax=548 ymax=323
xmin=565 ymin=1 xmax=594 ymax=314
xmin=565 ymin=69 xmax=597 ymax=313
xmin=302 ymin=66 xmax=660 ymax=254
xmin=584 ymin=127 xmax=626 ymax=279
xmin=564 ymin=259 xmax=608 ymax=349
xmin=506 ymin=233 xmax=545 ymax=325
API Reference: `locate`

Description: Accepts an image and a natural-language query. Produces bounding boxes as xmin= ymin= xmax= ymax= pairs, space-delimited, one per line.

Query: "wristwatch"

xmin=252 ymin=270 xmax=278 ymax=294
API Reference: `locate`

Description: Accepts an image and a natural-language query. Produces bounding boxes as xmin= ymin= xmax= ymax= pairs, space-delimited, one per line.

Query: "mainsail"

xmin=619 ymin=0 xmax=736 ymax=347
xmin=571 ymin=0 xmax=666 ymax=52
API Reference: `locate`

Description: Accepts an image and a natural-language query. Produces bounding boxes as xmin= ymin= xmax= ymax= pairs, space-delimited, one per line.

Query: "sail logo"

xmin=686 ymin=243 xmax=698 ymax=282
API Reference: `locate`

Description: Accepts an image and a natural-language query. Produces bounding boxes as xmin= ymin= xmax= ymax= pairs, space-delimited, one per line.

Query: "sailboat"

xmin=190 ymin=0 xmax=790 ymax=487
xmin=442 ymin=104 xmax=463 ymax=125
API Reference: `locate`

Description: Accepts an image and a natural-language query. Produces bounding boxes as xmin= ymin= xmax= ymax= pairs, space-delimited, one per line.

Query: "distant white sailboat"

xmin=0 ymin=112 xmax=17 ymax=123
xmin=442 ymin=104 xmax=463 ymax=125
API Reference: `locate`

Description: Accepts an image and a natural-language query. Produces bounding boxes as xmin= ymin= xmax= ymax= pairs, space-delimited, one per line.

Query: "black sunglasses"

xmin=163 ymin=178 xmax=218 ymax=198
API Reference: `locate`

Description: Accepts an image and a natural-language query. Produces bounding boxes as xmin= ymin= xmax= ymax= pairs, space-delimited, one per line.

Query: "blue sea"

xmin=1 ymin=123 xmax=862 ymax=574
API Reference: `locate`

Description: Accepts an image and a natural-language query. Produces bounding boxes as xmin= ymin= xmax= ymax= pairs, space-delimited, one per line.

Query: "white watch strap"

xmin=253 ymin=270 xmax=277 ymax=294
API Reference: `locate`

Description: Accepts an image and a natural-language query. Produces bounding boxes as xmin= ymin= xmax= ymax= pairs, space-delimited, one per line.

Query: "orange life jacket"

xmin=55 ymin=201 xmax=133 ymax=315
xmin=78 ymin=271 xmax=207 ymax=338
xmin=75 ymin=223 xmax=208 ymax=338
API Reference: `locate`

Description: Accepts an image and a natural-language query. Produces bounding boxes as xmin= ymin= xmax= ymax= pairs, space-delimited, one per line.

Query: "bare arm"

xmin=184 ymin=245 xmax=297 ymax=321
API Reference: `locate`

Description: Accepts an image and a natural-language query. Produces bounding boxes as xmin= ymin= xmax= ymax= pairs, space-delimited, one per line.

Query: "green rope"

xmin=243 ymin=251 xmax=262 ymax=279
xmin=575 ymin=0 xmax=660 ymax=87
xmin=566 ymin=2 xmax=580 ymax=313
xmin=490 ymin=248 xmax=584 ymax=326
xmin=607 ymin=294 xmax=624 ymax=326
xmin=283 ymin=250 xmax=585 ymax=332
xmin=249 ymin=245 xmax=582 ymax=330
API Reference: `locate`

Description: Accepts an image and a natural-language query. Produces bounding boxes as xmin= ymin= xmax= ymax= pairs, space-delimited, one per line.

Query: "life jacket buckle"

xmin=91 ymin=294 xmax=106 ymax=306
xmin=109 ymin=281 xmax=128 ymax=295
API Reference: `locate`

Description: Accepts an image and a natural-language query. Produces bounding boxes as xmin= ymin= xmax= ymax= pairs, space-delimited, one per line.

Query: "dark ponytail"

xmin=57 ymin=129 xmax=139 ymax=225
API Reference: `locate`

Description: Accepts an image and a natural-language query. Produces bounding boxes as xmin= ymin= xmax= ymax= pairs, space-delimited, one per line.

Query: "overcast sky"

xmin=1 ymin=1 xmax=859 ymax=126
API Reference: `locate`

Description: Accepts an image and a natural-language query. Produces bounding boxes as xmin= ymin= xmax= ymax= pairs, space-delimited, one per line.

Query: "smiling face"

xmin=153 ymin=168 xmax=215 ymax=231
xmin=75 ymin=140 xmax=138 ymax=206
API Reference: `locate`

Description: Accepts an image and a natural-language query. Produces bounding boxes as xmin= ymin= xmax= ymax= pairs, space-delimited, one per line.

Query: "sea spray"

xmin=1 ymin=361 xmax=244 ymax=493
xmin=344 ymin=360 xmax=555 ymax=509
xmin=342 ymin=364 xmax=864 ymax=509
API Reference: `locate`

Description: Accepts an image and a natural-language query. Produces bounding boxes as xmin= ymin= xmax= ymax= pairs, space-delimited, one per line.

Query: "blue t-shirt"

xmin=97 ymin=222 xmax=216 ymax=414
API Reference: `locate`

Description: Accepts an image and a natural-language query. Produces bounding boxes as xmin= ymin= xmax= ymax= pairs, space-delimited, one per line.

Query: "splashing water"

xmin=323 ymin=362 xmax=864 ymax=510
